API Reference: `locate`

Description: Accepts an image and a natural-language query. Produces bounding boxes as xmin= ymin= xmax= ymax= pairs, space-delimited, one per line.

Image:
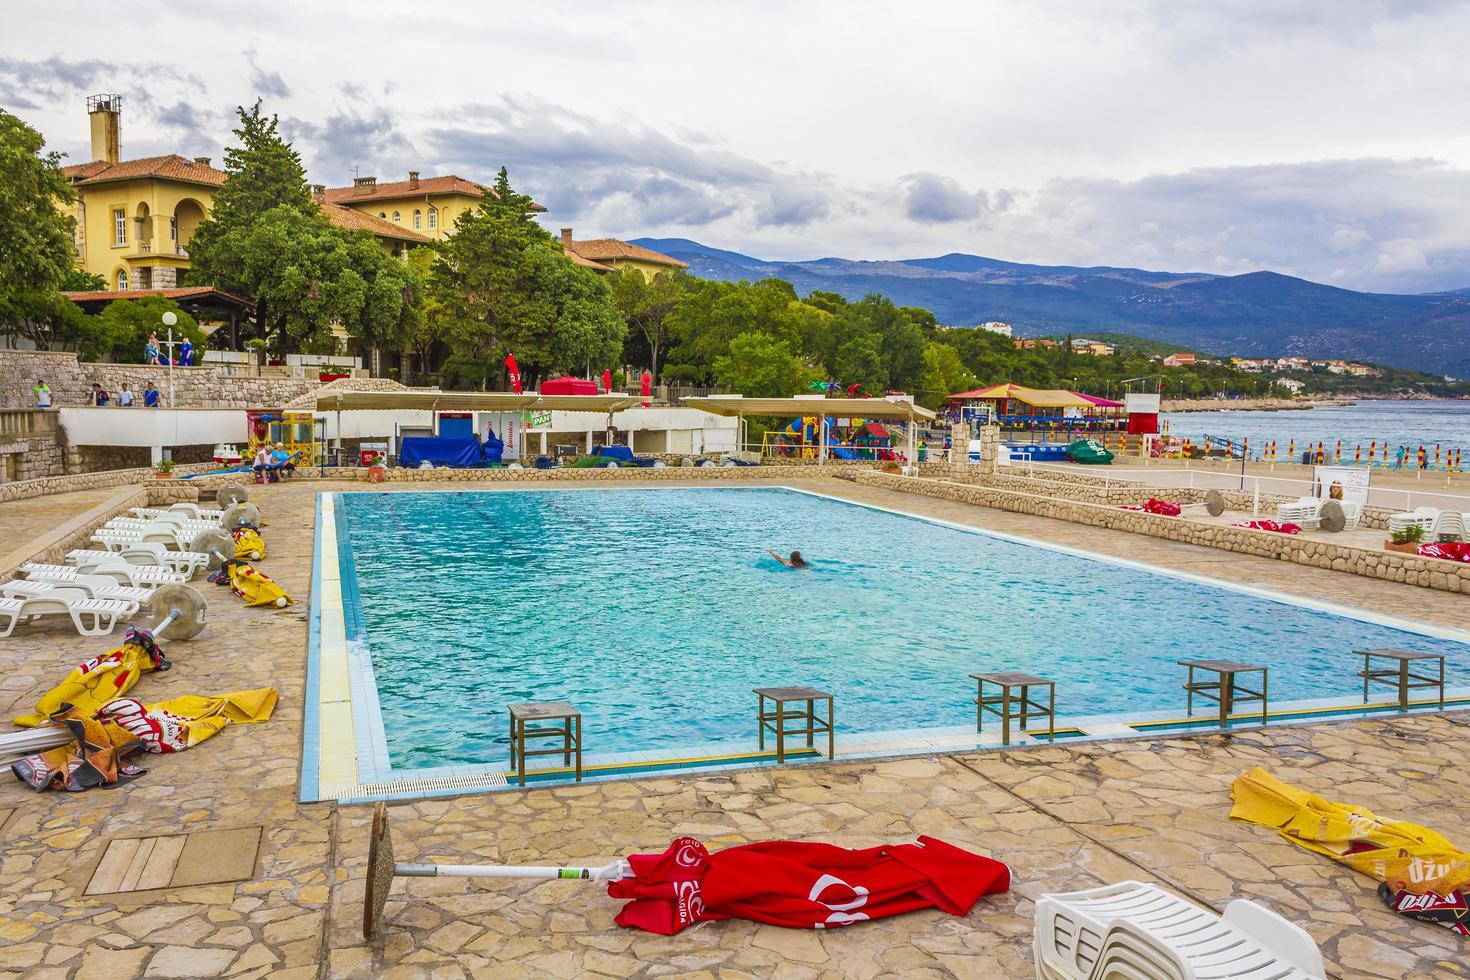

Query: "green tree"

xmin=0 ymin=108 xmax=94 ymax=350
xmin=89 ymin=296 xmax=204 ymax=362
xmin=919 ymin=342 xmax=977 ymax=408
xmin=526 ymin=244 xmax=626 ymax=377
xmin=712 ymin=331 xmax=814 ymax=397
xmin=832 ymin=335 xmax=887 ymax=393
xmin=610 ymin=266 xmax=686 ymax=382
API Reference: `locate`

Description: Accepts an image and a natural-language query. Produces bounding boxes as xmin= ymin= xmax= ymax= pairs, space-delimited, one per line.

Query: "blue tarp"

xmin=593 ymin=445 xmax=635 ymax=462
xmin=400 ymin=437 xmax=483 ymax=468
xmin=484 ymin=430 xmax=505 ymax=466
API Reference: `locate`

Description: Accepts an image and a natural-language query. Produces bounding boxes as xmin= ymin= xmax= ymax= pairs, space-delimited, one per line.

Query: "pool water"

xmin=339 ymin=487 xmax=1469 ymax=770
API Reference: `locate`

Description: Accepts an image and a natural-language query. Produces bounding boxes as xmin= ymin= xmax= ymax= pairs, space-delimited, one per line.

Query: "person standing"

xmin=180 ymin=337 xmax=193 ymax=367
xmin=146 ymin=332 xmax=161 ymax=365
xmin=118 ymin=383 xmax=134 ymax=407
xmin=33 ymin=379 xmax=51 ymax=408
xmin=143 ymin=382 xmax=160 ymax=408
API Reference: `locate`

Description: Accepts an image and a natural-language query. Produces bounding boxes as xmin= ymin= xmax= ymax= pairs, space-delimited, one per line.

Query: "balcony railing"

xmin=0 ymin=409 xmax=60 ymax=439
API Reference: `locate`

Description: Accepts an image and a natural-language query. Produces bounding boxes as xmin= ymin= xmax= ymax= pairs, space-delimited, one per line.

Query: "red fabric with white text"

xmin=608 ymin=836 xmax=1009 ymax=935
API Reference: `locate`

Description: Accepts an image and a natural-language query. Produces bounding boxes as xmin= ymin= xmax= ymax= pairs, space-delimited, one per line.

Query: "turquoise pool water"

xmin=339 ymin=488 xmax=1469 ymax=770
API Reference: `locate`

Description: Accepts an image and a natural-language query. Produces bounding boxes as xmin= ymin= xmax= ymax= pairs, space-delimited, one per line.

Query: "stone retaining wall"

xmin=854 ymin=472 xmax=1469 ymax=594
xmin=0 ymin=350 xmax=319 ymax=409
xmin=0 ymin=461 xmax=218 ymax=504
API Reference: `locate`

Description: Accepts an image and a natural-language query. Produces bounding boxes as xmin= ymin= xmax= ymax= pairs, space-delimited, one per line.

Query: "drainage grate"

xmin=326 ymin=771 xmax=511 ymax=800
xmin=86 ymin=826 xmax=262 ymax=896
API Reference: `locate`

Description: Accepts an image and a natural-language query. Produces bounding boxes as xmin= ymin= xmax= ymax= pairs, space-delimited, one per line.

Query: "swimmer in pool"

xmin=768 ymin=550 xmax=809 ymax=568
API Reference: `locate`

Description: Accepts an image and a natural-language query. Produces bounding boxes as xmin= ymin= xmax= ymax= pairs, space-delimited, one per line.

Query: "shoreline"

xmin=1160 ymin=396 xmax=1355 ymax=413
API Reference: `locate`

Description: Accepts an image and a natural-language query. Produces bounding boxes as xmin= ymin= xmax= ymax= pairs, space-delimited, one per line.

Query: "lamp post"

xmin=161 ymin=311 xmax=178 ymax=408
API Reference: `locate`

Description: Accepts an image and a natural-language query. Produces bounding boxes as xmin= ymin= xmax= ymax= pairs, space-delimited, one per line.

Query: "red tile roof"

xmin=63 ymin=155 xmax=228 ymax=188
xmin=61 ymin=286 xmax=254 ymax=308
xmin=321 ymin=204 xmax=431 ymax=242
xmin=565 ymin=238 xmax=687 ymax=268
xmin=323 ymin=175 xmax=547 ymax=212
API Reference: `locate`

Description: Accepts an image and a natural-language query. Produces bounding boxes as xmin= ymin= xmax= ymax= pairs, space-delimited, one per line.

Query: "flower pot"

xmin=1384 ymin=540 xmax=1420 ymax=554
xmin=152 ymin=471 xmax=174 ymax=480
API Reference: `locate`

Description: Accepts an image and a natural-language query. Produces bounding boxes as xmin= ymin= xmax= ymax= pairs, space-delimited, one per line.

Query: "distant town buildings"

xmin=975 ymin=321 xmax=1014 ymax=337
xmin=1070 ymin=338 xmax=1116 ymax=356
xmin=1012 ymin=338 xmax=1058 ymax=350
xmin=1276 ymin=378 xmax=1306 ymax=393
xmin=1161 ymin=352 xmax=1197 ymax=367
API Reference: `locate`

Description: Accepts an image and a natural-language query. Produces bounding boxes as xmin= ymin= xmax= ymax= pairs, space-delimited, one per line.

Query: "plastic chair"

xmin=0 ymin=594 xmax=138 ymax=638
xmin=1430 ymin=510 xmax=1466 ymax=542
xmin=1033 ymin=881 xmax=1325 ymax=980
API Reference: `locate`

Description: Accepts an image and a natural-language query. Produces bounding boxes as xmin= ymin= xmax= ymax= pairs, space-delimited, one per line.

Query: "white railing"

xmin=1026 ymin=461 xmax=1470 ymax=513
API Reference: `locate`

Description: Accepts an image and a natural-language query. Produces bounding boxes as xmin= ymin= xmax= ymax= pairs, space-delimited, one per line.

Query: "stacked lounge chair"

xmin=1275 ymin=498 xmax=1324 ymax=531
xmin=1034 ymin=880 xmax=1325 ymax=979
xmin=1428 ymin=510 xmax=1467 ymax=542
xmin=19 ymin=562 xmax=185 ymax=588
xmin=67 ymin=542 xmax=211 ymax=579
xmin=0 ymin=590 xmax=139 ymax=637
xmin=1387 ymin=507 xmax=1438 ymax=536
xmin=2 ymin=575 xmax=154 ymax=606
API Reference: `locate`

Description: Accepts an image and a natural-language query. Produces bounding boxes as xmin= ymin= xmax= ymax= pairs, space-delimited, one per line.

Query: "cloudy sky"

xmin=6 ymin=0 xmax=1470 ymax=292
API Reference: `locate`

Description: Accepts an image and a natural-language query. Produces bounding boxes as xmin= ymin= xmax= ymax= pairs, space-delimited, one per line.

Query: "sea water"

xmin=340 ymin=487 xmax=1468 ymax=769
xmin=1162 ymin=399 xmax=1470 ymax=460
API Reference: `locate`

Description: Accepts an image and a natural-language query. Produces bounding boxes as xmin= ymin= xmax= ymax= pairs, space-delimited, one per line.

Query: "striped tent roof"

xmin=945 ymin=383 xmax=1094 ymax=409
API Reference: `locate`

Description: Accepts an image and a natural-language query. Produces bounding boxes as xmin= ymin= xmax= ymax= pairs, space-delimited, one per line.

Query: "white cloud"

xmin=7 ymin=0 xmax=1470 ymax=291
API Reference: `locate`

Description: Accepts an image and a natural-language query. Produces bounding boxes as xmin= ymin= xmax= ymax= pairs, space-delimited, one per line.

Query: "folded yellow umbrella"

xmin=13 ymin=629 xmax=170 ymax=728
xmin=1231 ymin=767 xmax=1470 ymax=895
xmin=225 ymin=562 xmax=296 ymax=608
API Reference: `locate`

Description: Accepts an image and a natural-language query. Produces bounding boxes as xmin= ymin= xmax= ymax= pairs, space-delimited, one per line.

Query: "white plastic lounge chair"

xmin=1430 ymin=509 xmax=1466 ymax=542
xmin=3 ymin=577 xmax=153 ymax=605
xmin=1033 ymin=880 xmax=1325 ymax=980
xmin=1339 ymin=501 xmax=1362 ymax=531
xmin=90 ymin=527 xmax=188 ymax=552
xmin=130 ymin=504 xmax=223 ymax=522
xmin=67 ymin=544 xmax=210 ymax=578
xmin=21 ymin=562 xmax=186 ymax=588
xmin=0 ymin=594 xmax=138 ymax=638
xmin=1387 ymin=507 xmax=1439 ymax=535
xmin=1275 ymin=498 xmax=1323 ymax=531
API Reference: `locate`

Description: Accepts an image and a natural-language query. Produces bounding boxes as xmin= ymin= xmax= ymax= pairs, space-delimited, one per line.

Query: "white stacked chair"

xmin=1034 ymin=881 xmax=1325 ymax=980
xmin=1339 ymin=501 xmax=1362 ymax=530
xmin=1429 ymin=509 xmax=1466 ymax=542
xmin=1386 ymin=507 xmax=1439 ymax=536
xmin=130 ymin=504 xmax=224 ymax=522
xmin=1275 ymin=497 xmax=1323 ymax=531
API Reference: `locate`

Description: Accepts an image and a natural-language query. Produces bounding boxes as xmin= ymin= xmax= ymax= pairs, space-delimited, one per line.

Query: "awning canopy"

xmin=945 ymin=384 xmax=1093 ymax=409
xmin=683 ymin=396 xmax=935 ymax=421
xmin=1072 ymin=392 xmax=1125 ymax=408
xmin=313 ymin=390 xmax=645 ymax=413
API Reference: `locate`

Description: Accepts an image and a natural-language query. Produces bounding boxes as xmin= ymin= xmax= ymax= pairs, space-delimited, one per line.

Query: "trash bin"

xmin=1301 ymin=451 xmax=1313 ymax=464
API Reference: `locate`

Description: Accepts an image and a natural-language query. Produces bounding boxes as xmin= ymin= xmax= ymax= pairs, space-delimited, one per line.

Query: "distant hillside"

xmin=633 ymin=238 xmax=1470 ymax=376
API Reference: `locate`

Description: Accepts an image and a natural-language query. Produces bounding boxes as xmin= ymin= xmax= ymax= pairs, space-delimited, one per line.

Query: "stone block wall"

xmin=854 ymin=471 xmax=1470 ymax=594
xmin=0 ymin=350 xmax=320 ymax=409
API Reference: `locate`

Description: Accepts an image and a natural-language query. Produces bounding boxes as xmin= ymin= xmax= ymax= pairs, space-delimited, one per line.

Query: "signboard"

xmin=1123 ymin=393 xmax=1160 ymax=414
xmin=1312 ymin=465 xmax=1370 ymax=505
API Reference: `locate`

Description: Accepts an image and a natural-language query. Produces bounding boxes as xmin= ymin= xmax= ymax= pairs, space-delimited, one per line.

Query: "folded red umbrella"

xmin=1232 ymin=519 xmax=1302 ymax=534
xmin=608 ymin=835 xmax=1010 ymax=934
xmin=1419 ymin=541 xmax=1470 ymax=563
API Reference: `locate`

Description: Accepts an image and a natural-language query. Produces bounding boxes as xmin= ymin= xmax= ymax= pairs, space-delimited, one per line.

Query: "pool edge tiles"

xmin=302 ymin=484 xmax=1470 ymax=804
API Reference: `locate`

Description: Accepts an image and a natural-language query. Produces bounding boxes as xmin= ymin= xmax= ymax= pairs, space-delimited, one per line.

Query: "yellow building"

xmin=559 ymin=229 xmax=687 ymax=280
xmin=62 ymin=95 xmax=226 ymax=291
xmin=323 ymin=172 xmax=546 ymax=240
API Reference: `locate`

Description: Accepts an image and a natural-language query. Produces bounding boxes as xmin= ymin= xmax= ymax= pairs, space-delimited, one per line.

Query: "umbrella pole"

xmin=365 ymin=802 xmax=629 ymax=939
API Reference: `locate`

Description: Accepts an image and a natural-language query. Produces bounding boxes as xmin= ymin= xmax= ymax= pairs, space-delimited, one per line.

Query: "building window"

xmin=169 ymin=216 xmax=177 ymax=241
xmin=379 ymin=212 xmax=386 ymax=218
xmin=392 ymin=211 xmax=400 ymax=223
xmin=113 ymin=208 xmax=126 ymax=245
xmin=116 ymin=268 xmax=128 ymax=291
xmin=428 ymin=206 xmax=437 ymax=229
xmin=413 ymin=209 xmax=422 ymax=229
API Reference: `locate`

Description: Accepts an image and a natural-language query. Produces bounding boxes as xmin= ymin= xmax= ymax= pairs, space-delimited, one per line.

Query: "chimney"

xmin=561 ymin=228 xmax=573 ymax=248
xmin=408 ymin=170 xmax=420 ymax=189
xmin=87 ymin=93 xmax=122 ymax=163
xmin=193 ymin=156 xmax=211 ymax=167
xmin=309 ymin=183 xmax=326 ymax=204
xmin=353 ymin=176 xmax=377 ymax=194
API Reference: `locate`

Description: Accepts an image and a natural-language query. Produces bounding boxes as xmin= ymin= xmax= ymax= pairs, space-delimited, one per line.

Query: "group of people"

xmin=34 ymin=379 xmax=161 ymax=408
xmin=144 ymin=332 xmax=193 ymax=366
xmin=252 ymin=442 xmax=296 ymax=483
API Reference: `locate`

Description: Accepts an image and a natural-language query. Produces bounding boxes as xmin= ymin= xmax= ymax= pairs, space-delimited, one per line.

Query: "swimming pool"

xmin=332 ymin=486 xmax=1470 ymax=776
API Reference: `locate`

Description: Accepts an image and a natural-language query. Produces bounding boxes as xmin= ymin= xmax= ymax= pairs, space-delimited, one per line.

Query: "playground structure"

xmin=246 ymin=411 xmax=321 ymax=469
xmin=761 ymin=416 xmax=905 ymax=462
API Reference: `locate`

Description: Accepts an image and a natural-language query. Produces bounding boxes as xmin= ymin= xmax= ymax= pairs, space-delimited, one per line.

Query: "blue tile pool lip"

xmin=302 ymin=483 xmax=1470 ymax=803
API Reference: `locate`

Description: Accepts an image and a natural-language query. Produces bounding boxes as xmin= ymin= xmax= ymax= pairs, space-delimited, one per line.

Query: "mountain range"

xmin=631 ymin=238 xmax=1470 ymax=376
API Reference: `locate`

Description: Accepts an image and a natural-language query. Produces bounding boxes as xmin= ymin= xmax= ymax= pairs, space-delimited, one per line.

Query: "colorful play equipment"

xmin=761 ymin=416 xmax=904 ymax=461
xmin=246 ymin=411 xmax=319 ymax=469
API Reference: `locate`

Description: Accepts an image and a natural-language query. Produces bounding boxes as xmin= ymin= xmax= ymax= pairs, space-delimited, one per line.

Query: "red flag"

xmin=608 ymin=836 xmax=1009 ymax=935
xmin=640 ymin=370 xmax=652 ymax=407
xmin=602 ymin=369 xmax=613 ymax=394
xmin=505 ymin=354 xmax=522 ymax=394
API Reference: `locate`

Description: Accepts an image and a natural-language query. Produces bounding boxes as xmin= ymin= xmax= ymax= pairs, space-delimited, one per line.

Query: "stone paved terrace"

xmin=0 ymin=477 xmax=1466 ymax=978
